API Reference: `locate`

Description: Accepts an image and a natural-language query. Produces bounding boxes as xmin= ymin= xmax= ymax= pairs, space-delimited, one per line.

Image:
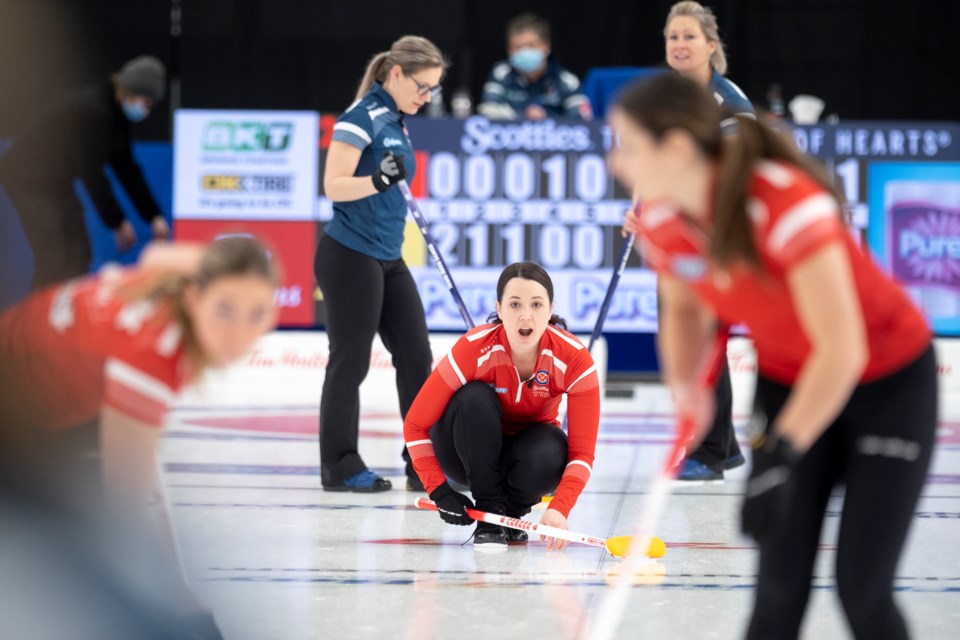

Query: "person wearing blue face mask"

xmin=478 ymin=13 xmax=592 ymax=121
xmin=0 ymin=55 xmax=170 ymax=294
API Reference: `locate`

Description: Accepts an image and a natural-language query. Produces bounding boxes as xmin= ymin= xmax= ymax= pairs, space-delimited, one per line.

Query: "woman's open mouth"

xmin=519 ymin=328 xmax=533 ymax=337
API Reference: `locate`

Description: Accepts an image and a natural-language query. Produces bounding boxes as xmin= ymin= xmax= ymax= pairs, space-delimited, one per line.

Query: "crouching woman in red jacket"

xmin=404 ymin=262 xmax=601 ymax=551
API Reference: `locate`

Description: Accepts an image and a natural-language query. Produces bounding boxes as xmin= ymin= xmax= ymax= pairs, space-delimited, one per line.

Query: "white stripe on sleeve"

xmin=565 ymin=460 xmax=592 ymax=474
xmin=333 ymin=122 xmax=372 ymax=145
xmin=447 ymin=353 xmax=467 ymax=386
xmin=566 ymin=364 xmax=597 ymax=392
xmin=767 ymin=193 xmax=840 ymax=253
xmin=105 ymin=358 xmax=175 ymax=404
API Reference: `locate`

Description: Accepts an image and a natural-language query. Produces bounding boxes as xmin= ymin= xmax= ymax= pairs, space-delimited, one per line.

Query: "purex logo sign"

xmin=203 ymin=122 xmax=294 ymax=152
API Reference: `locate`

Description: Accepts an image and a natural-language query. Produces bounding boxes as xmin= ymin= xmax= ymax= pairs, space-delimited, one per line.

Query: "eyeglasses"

xmin=405 ymin=72 xmax=443 ymax=98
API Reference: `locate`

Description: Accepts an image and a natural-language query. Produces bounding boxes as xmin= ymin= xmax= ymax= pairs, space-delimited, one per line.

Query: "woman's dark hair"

xmin=507 ymin=13 xmax=551 ymax=44
xmin=614 ymin=73 xmax=843 ymax=266
xmin=486 ymin=261 xmax=567 ymax=329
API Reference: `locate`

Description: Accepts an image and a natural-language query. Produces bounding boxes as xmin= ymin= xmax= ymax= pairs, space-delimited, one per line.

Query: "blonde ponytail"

xmin=354 ymin=52 xmax=392 ymax=102
xmin=352 ymin=35 xmax=449 ymax=104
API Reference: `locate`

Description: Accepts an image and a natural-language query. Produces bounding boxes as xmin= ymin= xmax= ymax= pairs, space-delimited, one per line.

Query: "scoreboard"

xmin=315 ymin=116 xmax=960 ymax=334
xmin=318 ymin=116 xmax=635 ymax=271
xmin=316 ymin=116 xmax=651 ymax=331
xmin=169 ymin=109 xmax=960 ymax=335
xmin=792 ymin=123 xmax=957 ymax=229
xmin=403 ymin=118 xmax=630 ymax=272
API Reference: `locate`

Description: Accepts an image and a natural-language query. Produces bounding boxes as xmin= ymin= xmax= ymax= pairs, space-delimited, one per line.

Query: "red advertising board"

xmin=174 ymin=219 xmax=316 ymax=326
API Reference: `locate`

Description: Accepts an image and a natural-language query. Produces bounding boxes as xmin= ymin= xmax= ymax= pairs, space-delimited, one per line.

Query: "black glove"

xmin=430 ymin=482 xmax=474 ymax=526
xmin=372 ymin=151 xmax=406 ymax=193
xmin=741 ymin=432 xmax=800 ymax=542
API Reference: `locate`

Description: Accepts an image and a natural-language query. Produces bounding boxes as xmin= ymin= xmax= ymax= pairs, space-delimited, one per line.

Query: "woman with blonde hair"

xmin=317 ymin=36 xmax=449 ymax=492
xmin=651 ymin=1 xmax=755 ymax=480
xmin=664 ymin=1 xmax=753 ymax=117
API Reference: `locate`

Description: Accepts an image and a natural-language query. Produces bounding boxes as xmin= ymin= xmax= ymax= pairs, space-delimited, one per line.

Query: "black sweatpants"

xmin=430 ymin=382 xmax=568 ymax=516
xmin=689 ymin=357 xmax=742 ymax=470
xmin=746 ymin=345 xmax=938 ymax=640
xmin=314 ymin=235 xmax=432 ymax=485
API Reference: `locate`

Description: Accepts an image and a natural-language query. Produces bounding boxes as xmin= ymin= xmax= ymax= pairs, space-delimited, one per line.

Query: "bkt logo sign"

xmin=203 ymin=122 xmax=293 ymax=152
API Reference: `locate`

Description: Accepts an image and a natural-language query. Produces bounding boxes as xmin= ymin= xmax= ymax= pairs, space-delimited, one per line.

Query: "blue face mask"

xmin=122 ymin=99 xmax=149 ymax=123
xmin=510 ymin=48 xmax=546 ymax=74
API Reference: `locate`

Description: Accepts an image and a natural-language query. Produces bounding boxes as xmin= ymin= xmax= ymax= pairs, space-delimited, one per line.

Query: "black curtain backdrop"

xmin=2 ymin=0 xmax=957 ymax=141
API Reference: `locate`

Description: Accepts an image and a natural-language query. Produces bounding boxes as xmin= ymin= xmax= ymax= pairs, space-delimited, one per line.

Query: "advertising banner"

xmin=174 ymin=219 xmax=317 ymax=326
xmin=174 ymin=110 xmax=319 ymax=220
xmin=167 ymin=113 xmax=960 ymax=335
xmin=175 ymin=331 xmax=608 ymax=415
xmin=407 ymin=266 xmax=658 ymax=333
xmin=868 ymin=162 xmax=960 ymax=335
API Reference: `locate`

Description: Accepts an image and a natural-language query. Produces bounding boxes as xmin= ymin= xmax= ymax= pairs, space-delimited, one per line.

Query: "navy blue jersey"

xmin=325 ymin=83 xmax=416 ymax=261
xmin=710 ymin=69 xmax=754 ymax=117
xmin=479 ymin=58 xmax=592 ymax=120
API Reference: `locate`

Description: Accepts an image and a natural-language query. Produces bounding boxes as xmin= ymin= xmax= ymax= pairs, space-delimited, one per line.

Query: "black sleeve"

xmin=71 ymin=100 xmax=128 ymax=230
xmin=109 ymin=146 xmax=163 ymax=222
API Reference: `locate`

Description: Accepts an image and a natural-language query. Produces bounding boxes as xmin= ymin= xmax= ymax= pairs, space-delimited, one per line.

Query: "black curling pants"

xmin=314 ymin=235 xmax=433 ymax=485
xmin=689 ymin=356 xmax=743 ymax=470
xmin=430 ymin=382 xmax=567 ymax=516
xmin=746 ymin=345 xmax=938 ymax=640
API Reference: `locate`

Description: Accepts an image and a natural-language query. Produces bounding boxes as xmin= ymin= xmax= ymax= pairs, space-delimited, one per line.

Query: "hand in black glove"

xmin=372 ymin=151 xmax=407 ymax=193
xmin=741 ymin=432 xmax=800 ymax=542
xmin=430 ymin=482 xmax=474 ymax=526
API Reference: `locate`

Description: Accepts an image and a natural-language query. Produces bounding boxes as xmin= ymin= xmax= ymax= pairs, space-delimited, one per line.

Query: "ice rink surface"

xmin=162 ymin=366 xmax=960 ymax=640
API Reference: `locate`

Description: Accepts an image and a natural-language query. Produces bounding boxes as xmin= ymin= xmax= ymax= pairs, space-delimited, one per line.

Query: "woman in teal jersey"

xmin=316 ymin=36 xmax=448 ymax=492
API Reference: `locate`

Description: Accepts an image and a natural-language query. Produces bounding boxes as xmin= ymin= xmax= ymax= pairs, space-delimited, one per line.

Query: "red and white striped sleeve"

xmin=754 ymin=162 xmax=846 ymax=269
xmin=550 ymin=342 xmax=601 ymax=518
xmin=635 ymin=202 xmax=691 ymax=275
xmin=103 ymin=357 xmax=177 ymax=427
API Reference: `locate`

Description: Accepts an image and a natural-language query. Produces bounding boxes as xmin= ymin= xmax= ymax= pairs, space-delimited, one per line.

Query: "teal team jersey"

xmin=325 ymin=83 xmax=417 ymax=261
